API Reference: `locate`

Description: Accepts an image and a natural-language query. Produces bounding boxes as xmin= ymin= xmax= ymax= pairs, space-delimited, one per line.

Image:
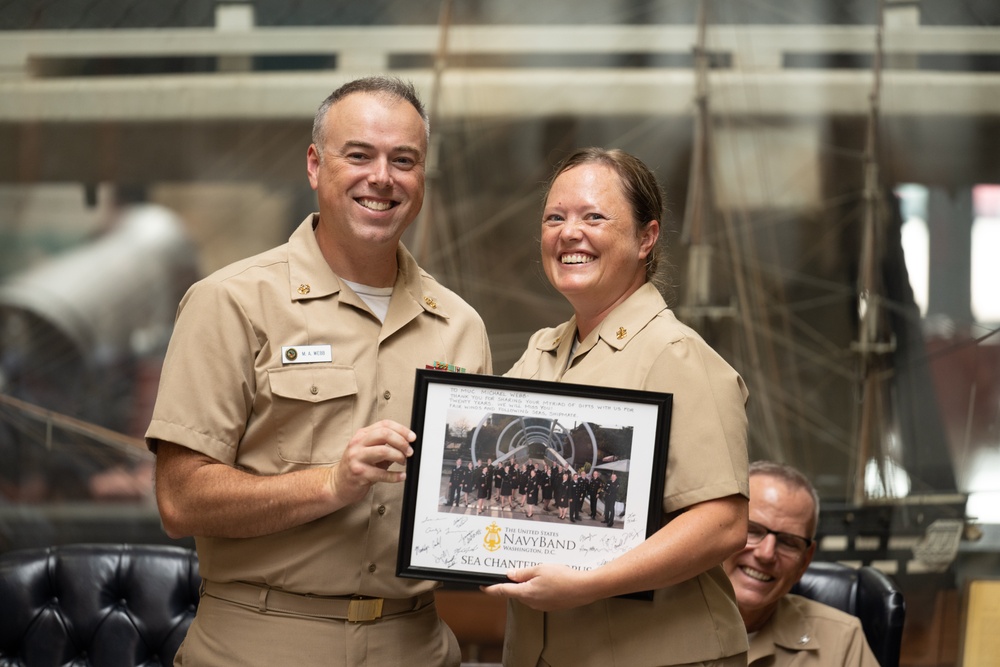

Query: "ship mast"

xmin=679 ymin=0 xmax=717 ymax=316
xmin=680 ymin=0 xmax=787 ymax=459
xmin=851 ymin=0 xmax=897 ymax=505
xmin=411 ymin=0 xmax=454 ymax=268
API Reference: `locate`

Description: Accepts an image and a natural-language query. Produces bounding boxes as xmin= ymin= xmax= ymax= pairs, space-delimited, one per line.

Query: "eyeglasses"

xmin=746 ymin=521 xmax=813 ymax=556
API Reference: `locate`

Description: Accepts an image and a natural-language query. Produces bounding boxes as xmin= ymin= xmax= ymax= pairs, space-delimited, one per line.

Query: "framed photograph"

xmin=397 ymin=369 xmax=672 ymax=590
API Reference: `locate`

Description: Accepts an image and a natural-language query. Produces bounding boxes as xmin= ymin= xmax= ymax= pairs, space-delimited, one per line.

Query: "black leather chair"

xmin=791 ymin=560 xmax=906 ymax=667
xmin=0 ymin=543 xmax=201 ymax=667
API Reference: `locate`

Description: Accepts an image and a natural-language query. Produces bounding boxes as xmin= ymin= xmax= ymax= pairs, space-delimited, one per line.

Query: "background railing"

xmin=2 ymin=24 xmax=999 ymax=120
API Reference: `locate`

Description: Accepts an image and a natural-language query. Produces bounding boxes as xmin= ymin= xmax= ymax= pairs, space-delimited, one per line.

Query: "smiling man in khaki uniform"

xmin=724 ymin=461 xmax=879 ymax=667
xmin=146 ymin=76 xmax=491 ymax=666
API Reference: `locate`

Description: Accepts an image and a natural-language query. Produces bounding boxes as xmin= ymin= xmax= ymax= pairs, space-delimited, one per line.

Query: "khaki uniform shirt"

xmin=146 ymin=214 xmax=492 ymax=599
xmin=750 ymin=595 xmax=880 ymax=667
xmin=503 ymin=282 xmax=750 ymax=667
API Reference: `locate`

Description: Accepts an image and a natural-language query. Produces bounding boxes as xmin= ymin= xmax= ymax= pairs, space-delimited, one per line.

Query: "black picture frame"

xmin=397 ymin=369 xmax=672 ymax=591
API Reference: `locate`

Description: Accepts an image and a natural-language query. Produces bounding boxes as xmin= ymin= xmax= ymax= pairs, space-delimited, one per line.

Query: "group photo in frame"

xmin=397 ymin=369 xmax=673 ymax=588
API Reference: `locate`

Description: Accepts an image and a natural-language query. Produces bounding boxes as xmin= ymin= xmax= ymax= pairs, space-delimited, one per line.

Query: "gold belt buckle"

xmin=347 ymin=596 xmax=384 ymax=622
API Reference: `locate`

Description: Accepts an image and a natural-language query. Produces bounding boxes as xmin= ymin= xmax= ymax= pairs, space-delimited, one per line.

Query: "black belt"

xmin=201 ymin=579 xmax=435 ymax=623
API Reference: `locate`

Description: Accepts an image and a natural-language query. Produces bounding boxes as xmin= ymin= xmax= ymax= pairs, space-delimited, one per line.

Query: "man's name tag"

xmin=282 ymin=345 xmax=333 ymax=364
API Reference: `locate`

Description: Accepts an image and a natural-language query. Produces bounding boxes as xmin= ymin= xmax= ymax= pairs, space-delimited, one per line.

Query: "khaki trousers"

xmin=174 ymin=591 xmax=461 ymax=666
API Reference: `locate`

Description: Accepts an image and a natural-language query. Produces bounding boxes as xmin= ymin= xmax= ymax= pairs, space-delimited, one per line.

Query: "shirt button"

xmin=377 ymin=505 xmax=386 ymax=515
xmin=383 ymin=390 xmax=391 ymax=400
xmin=310 ymin=385 xmax=319 ymax=395
xmin=368 ymin=563 xmax=377 ymax=573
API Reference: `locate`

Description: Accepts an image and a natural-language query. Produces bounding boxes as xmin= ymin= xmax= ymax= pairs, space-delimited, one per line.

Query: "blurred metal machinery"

xmin=0 ymin=203 xmax=197 ymax=504
xmin=0 ymin=203 xmax=197 ymax=379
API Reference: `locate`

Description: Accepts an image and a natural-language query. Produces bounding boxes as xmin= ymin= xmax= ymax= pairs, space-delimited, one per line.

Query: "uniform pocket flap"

xmin=267 ymin=366 xmax=358 ymax=403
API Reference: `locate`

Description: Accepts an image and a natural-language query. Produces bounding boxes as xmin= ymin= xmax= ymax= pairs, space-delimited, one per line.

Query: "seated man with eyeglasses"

xmin=723 ymin=460 xmax=879 ymax=667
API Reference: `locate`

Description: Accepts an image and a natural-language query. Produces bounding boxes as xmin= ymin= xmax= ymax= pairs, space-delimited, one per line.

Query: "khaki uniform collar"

xmin=530 ymin=320 xmax=576 ymax=380
xmin=529 ymin=282 xmax=666 ymax=379
xmin=533 ymin=281 xmax=666 ymax=354
xmin=393 ymin=246 xmax=451 ymax=319
xmin=591 ymin=282 xmax=666 ymax=351
xmin=749 ymin=596 xmax=821 ymax=665
xmin=533 ymin=322 xmax=572 ymax=353
xmin=285 ymin=213 xmax=449 ymax=328
xmin=382 ymin=245 xmax=450 ymax=337
xmin=287 ymin=214 xmax=341 ymax=302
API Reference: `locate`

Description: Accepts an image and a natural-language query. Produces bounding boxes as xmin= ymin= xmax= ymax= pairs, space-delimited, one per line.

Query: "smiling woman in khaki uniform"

xmin=484 ymin=148 xmax=750 ymax=667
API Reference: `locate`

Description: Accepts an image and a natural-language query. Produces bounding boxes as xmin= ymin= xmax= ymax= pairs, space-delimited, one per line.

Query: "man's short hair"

xmin=312 ymin=75 xmax=429 ymax=149
xmin=749 ymin=460 xmax=821 ymax=538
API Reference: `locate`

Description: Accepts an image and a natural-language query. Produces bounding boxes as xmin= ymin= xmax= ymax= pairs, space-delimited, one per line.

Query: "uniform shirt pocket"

xmin=268 ymin=365 xmax=358 ymax=465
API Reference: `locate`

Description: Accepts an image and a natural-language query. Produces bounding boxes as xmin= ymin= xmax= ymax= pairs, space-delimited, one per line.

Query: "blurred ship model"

xmin=673 ymin=3 xmax=984 ymax=604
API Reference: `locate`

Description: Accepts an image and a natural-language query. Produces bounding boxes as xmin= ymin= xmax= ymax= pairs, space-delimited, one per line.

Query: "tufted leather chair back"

xmin=791 ymin=561 xmax=906 ymax=667
xmin=0 ymin=544 xmax=200 ymax=667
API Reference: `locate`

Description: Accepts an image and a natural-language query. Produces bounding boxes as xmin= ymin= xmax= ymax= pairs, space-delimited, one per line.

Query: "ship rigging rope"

xmin=0 ymin=392 xmax=149 ymax=460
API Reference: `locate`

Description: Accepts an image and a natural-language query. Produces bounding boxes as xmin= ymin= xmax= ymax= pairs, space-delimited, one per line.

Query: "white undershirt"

xmin=565 ymin=332 xmax=580 ymax=370
xmin=342 ymin=279 xmax=393 ymax=323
